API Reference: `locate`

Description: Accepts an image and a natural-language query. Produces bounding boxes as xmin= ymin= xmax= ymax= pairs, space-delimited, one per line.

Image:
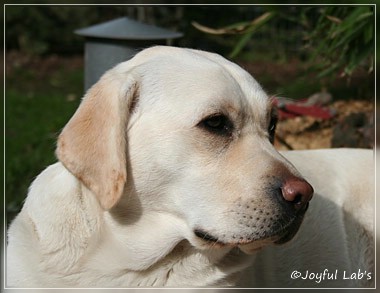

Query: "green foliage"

xmin=194 ymin=6 xmax=374 ymax=79
xmin=305 ymin=6 xmax=374 ymax=78
xmin=229 ymin=12 xmax=276 ymax=58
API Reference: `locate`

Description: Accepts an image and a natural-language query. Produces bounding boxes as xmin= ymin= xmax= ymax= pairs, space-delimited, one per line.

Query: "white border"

xmin=3 ymin=3 xmax=377 ymax=291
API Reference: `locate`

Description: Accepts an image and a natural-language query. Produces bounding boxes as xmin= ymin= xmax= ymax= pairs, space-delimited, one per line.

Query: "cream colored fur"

xmin=6 ymin=46 xmax=374 ymax=288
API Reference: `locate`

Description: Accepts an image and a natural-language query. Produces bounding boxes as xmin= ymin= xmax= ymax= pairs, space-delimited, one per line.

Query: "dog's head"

xmin=56 ymin=46 xmax=313 ymax=254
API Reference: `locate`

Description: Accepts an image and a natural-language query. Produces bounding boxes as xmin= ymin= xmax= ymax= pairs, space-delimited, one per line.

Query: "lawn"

xmin=5 ymin=54 xmax=83 ymax=222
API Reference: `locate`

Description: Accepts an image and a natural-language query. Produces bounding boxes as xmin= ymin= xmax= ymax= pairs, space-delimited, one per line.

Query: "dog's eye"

xmin=268 ymin=114 xmax=278 ymax=144
xmin=199 ymin=114 xmax=233 ymax=136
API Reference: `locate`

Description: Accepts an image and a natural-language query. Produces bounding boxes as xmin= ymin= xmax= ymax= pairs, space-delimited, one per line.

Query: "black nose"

xmin=281 ymin=177 xmax=313 ymax=209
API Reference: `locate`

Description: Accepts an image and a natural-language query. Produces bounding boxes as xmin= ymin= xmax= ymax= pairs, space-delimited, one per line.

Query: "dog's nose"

xmin=281 ymin=178 xmax=313 ymax=209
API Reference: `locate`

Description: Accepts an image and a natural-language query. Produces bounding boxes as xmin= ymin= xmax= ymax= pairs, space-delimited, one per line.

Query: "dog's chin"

xmin=238 ymin=221 xmax=305 ymax=255
xmin=240 ymin=203 xmax=309 ymax=254
xmin=193 ymin=203 xmax=309 ymax=254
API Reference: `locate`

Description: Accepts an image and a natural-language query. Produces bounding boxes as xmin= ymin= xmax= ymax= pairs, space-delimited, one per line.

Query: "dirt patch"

xmin=274 ymin=100 xmax=374 ymax=150
xmin=6 ymin=51 xmax=84 ymax=77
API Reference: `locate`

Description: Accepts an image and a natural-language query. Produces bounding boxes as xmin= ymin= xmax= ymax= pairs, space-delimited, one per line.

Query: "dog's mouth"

xmin=273 ymin=202 xmax=309 ymax=245
xmin=194 ymin=230 xmax=221 ymax=243
xmin=193 ymin=203 xmax=309 ymax=251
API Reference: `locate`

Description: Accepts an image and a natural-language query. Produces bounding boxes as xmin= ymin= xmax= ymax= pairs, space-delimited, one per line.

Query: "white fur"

xmin=6 ymin=46 xmax=374 ymax=288
xmin=242 ymin=149 xmax=374 ymax=288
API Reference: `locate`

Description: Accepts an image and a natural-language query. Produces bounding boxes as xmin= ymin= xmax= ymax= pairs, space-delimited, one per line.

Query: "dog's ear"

xmin=56 ymin=70 xmax=138 ymax=210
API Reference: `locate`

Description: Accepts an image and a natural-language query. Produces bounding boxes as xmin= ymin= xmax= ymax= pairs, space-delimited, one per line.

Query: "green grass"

xmin=5 ymin=66 xmax=83 ymax=222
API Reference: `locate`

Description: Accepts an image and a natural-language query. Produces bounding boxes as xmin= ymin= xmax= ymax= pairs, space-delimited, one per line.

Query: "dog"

xmin=6 ymin=46 xmax=374 ymax=288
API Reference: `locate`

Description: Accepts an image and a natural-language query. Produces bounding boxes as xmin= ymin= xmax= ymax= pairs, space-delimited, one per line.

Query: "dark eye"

xmin=268 ymin=114 xmax=278 ymax=144
xmin=199 ymin=114 xmax=233 ymax=136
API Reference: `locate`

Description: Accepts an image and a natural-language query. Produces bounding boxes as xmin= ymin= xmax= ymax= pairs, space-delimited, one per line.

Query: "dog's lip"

xmin=193 ymin=228 xmax=272 ymax=248
xmin=194 ymin=203 xmax=309 ymax=248
xmin=274 ymin=202 xmax=309 ymax=244
xmin=194 ymin=229 xmax=222 ymax=244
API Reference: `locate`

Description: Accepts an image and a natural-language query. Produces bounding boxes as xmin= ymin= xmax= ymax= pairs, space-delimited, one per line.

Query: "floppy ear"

xmin=56 ymin=70 xmax=138 ymax=210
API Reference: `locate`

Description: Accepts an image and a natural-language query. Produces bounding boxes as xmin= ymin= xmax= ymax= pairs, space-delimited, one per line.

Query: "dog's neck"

xmin=81 ymin=204 xmax=253 ymax=287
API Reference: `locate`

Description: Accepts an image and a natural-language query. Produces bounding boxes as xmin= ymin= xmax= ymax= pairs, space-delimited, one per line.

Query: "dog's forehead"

xmin=133 ymin=48 xmax=270 ymax=120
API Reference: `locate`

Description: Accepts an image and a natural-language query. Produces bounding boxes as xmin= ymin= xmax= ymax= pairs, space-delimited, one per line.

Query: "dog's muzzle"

xmin=273 ymin=201 xmax=309 ymax=244
xmin=193 ymin=177 xmax=313 ymax=251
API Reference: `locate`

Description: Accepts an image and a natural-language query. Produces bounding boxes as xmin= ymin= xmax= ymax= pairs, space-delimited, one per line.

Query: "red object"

xmin=272 ymin=97 xmax=335 ymax=120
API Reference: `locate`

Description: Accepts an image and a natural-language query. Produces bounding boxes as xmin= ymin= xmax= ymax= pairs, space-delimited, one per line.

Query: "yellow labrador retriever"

xmin=7 ymin=46 xmax=374 ymax=288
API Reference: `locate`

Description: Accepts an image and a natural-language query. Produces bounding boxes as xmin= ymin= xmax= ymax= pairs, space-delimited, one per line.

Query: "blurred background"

xmin=4 ymin=4 xmax=375 ymax=222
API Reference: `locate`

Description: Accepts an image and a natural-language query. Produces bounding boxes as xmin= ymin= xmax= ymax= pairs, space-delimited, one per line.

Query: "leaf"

xmin=326 ymin=15 xmax=342 ymax=24
xmin=345 ymin=42 xmax=374 ymax=75
xmin=229 ymin=31 xmax=254 ymax=58
xmin=332 ymin=7 xmax=372 ymax=36
xmin=331 ymin=21 xmax=367 ymax=50
xmin=317 ymin=62 xmax=341 ymax=78
xmin=305 ymin=6 xmax=374 ymax=78
xmin=364 ymin=24 xmax=373 ymax=44
xmin=192 ymin=11 xmax=274 ymax=35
